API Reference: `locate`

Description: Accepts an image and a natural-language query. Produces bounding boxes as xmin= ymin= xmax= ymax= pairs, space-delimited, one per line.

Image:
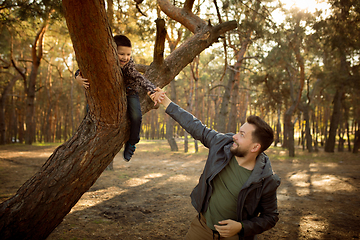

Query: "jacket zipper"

xmin=237 ymin=179 xmax=264 ymax=221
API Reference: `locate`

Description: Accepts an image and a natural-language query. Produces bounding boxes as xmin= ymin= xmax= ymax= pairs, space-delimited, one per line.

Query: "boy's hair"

xmin=113 ymin=35 xmax=132 ymax=48
xmin=247 ymin=115 xmax=274 ymax=153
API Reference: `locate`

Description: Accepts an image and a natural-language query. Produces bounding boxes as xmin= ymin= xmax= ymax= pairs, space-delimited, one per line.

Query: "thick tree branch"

xmin=157 ymin=0 xmax=206 ymax=33
xmin=141 ymin=20 xmax=237 ymax=115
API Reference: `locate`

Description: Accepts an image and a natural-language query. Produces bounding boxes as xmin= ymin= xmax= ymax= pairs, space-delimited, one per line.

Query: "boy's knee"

xmin=130 ymin=113 xmax=142 ymax=123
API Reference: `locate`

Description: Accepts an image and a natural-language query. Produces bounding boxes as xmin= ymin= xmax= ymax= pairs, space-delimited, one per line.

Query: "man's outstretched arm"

xmin=149 ymin=90 xmax=220 ymax=149
xmin=158 ymin=93 xmax=172 ymax=108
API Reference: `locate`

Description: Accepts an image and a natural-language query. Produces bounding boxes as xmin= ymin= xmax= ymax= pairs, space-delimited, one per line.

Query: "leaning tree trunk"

xmin=0 ymin=0 xmax=237 ymax=239
xmin=0 ymin=2 xmax=127 ymax=239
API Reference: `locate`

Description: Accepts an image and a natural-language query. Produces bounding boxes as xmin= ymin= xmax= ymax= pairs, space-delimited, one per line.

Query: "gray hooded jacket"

xmin=165 ymin=102 xmax=281 ymax=240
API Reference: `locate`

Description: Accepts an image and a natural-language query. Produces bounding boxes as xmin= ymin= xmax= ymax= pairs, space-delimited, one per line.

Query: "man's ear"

xmin=251 ymin=143 xmax=261 ymax=153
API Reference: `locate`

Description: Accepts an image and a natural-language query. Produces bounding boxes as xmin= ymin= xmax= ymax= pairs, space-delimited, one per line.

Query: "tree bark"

xmin=274 ymin=106 xmax=281 ymax=146
xmin=0 ymin=74 xmax=20 ymax=144
xmin=164 ymin=23 xmax=181 ymax=151
xmin=284 ymin=108 xmax=295 ymax=157
xmin=25 ymin=24 xmax=47 ymax=144
xmin=166 ymin=80 xmax=178 ymax=151
xmin=304 ymin=106 xmax=313 ymax=152
xmin=0 ymin=1 xmax=127 ymax=239
xmin=0 ymin=1 xmax=237 ymax=239
xmin=353 ymin=129 xmax=360 ymax=153
xmin=325 ymin=88 xmax=344 ymax=152
xmin=216 ymin=70 xmax=232 ymax=133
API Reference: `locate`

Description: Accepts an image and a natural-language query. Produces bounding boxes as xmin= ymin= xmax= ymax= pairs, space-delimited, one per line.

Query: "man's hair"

xmin=113 ymin=35 xmax=132 ymax=48
xmin=247 ymin=115 xmax=274 ymax=153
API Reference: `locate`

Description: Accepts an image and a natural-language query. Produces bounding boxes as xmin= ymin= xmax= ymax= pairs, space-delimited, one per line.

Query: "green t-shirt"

xmin=203 ymin=156 xmax=252 ymax=230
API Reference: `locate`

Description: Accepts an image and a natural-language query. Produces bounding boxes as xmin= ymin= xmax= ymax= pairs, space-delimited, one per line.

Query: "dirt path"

xmin=0 ymin=141 xmax=359 ymax=239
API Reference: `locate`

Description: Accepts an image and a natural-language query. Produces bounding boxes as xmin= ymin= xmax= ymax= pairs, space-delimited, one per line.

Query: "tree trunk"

xmin=0 ymin=74 xmax=20 ymax=144
xmin=227 ymin=38 xmax=252 ymax=134
xmin=325 ymin=88 xmax=343 ymax=152
xmin=274 ymin=107 xmax=281 ymax=146
xmin=216 ymin=70 xmax=232 ymax=133
xmin=166 ymin=81 xmax=178 ymax=151
xmin=353 ymin=129 xmax=360 ymax=153
xmin=303 ymin=105 xmax=313 ymax=152
xmin=184 ymin=131 xmax=189 ymax=153
xmin=9 ymin=93 xmax=17 ymax=144
xmin=284 ymin=110 xmax=295 ymax=157
xmin=346 ymin=121 xmax=351 ymax=152
xmin=0 ymin=2 xmax=128 ymax=239
xmin=25 ymin=24 xmax=47 ymax=145
xmin=227 ymin=77 xmax=239 ymax=134
xmin=164 ymin=21 xmax=181 ymax=151
xmin=313 ymin=108 xmax=319 ymax=152
xmin=17 ymin=102 xmax=25 ymax=144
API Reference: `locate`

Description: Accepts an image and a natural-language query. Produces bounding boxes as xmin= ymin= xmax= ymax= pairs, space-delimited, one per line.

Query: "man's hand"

xmin=75 ymin=74 xmax=90 ymax=89
xmin=214 ymin=219 xmax=242 ymax=238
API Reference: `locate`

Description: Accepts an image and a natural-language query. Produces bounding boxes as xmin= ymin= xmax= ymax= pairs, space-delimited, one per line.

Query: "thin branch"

xmin=153 ymin=18 xmax=167 ymax=65
xmin=157 ymin=0 xmax=206 ymax=33
xmin=9 ymin=35 xmax=26 ymax=84
xmin=135 ymin=3 xmax=147 ymax=17
xmin=212 ymin=0 xmax=223 ymax=24
xmin=184 ymin=0 xmax=195 ymax=11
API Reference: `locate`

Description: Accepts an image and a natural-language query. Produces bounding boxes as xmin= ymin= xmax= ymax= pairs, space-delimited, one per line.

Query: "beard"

xmin=230 ymin=143 xmax=248 ymax=158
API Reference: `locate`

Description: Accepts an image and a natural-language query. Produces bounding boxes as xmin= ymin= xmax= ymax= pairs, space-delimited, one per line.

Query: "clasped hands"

xmin=148 ymin=87 xmax=166 ymax=106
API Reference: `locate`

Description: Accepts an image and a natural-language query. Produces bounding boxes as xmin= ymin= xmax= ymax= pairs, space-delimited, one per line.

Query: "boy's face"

xmin=117 ymin=46 xmax=132 ymax=67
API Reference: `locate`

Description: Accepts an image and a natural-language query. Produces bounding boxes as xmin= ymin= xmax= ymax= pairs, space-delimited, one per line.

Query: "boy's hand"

xmin=148 ymin=87 xmax=165 ymax=106
xmin=75 ymin=74 xmax=90 ymax=89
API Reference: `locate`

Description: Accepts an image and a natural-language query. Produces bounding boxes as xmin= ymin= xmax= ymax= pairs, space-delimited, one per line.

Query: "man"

xmin=150 ymin=92 xmax=280 ymax=240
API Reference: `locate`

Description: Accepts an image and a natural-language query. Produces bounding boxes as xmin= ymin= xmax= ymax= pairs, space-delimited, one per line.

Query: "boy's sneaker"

xmin=123 ymin=142 xmax=136 ymax=162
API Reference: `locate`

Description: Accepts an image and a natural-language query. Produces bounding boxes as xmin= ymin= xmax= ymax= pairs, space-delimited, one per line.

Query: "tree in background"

xmin=314 ymin=0 xmax=360 ymax=152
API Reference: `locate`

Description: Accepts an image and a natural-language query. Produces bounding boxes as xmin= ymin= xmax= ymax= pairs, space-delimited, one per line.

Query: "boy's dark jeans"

xmin=127 ymin=94 xmax=142 ymax=146
xmin=84 ymin=94 xmax=142 ymax=146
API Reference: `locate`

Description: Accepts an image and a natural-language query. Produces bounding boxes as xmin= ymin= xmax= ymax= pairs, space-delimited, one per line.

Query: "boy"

xmin=75 ymin=35 xmax=164 ymax=162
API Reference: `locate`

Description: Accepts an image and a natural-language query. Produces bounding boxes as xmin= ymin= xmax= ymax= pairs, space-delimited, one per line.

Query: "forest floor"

xmin=0 ymin=140 xmax=359 ymax=240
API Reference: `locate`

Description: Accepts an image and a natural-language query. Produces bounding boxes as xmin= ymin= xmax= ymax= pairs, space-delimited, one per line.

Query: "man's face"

xmin=117 ymin=46 xmax=132 ymax=67
xmin=230 ymin=123 xmax=256 ymax=158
